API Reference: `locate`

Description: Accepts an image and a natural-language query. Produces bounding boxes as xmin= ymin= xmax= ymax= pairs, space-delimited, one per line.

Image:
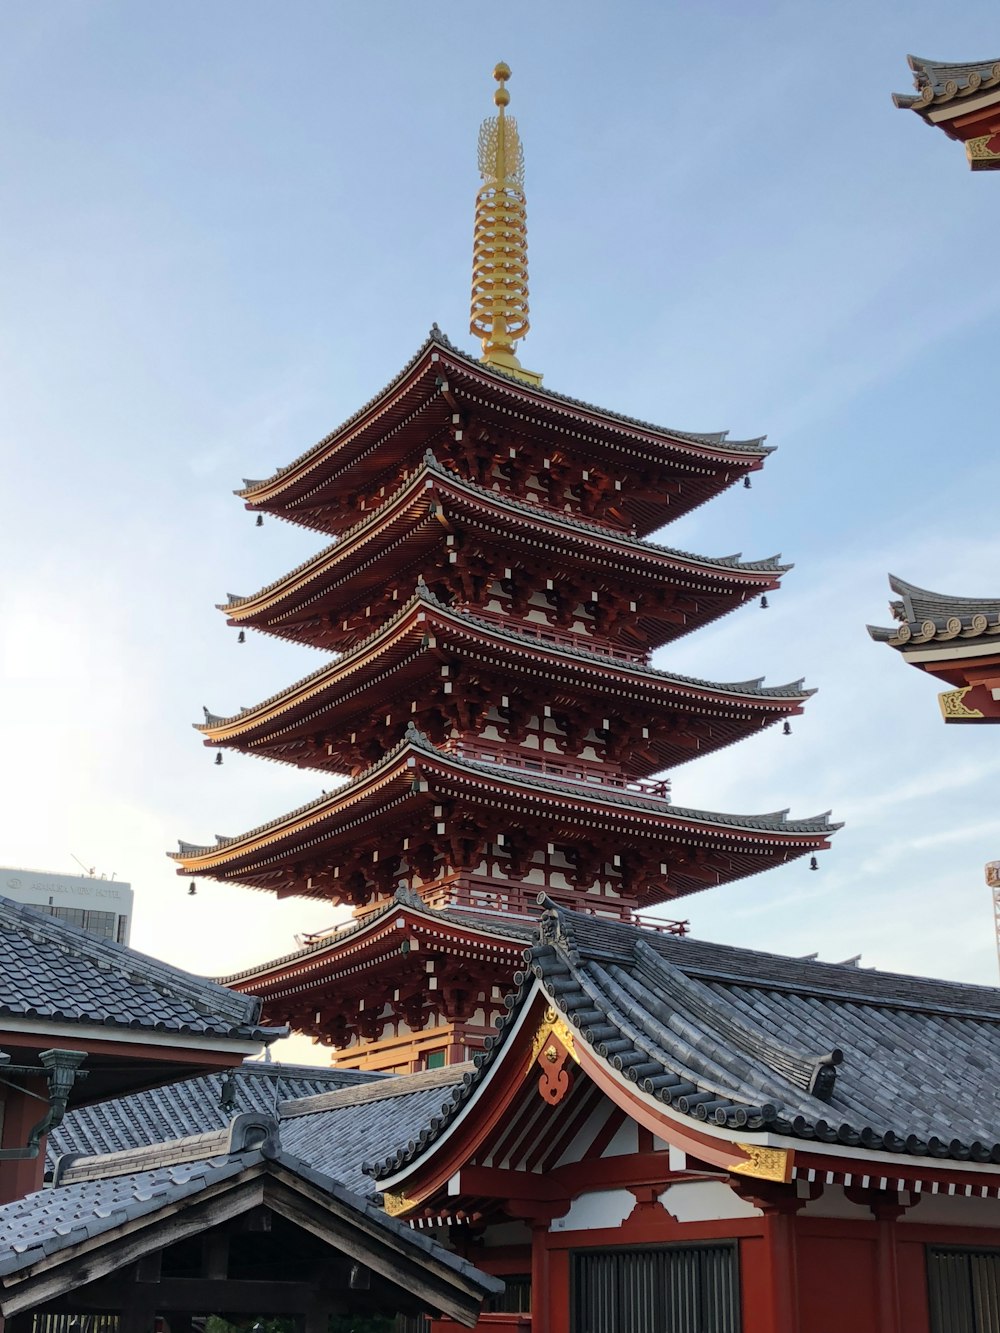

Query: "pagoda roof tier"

xmin=218 ymin=889 xmax=536 ymax=1046
xmin=237 ymin=329 xmax=772 ymax=539
xmin=222 ymin=455 xmax=788 ymax=654
xmin=868 ymin=574 xmax=1000 ymax=650
xmin=200 ymin=585 xmax=813 ymax=779
xmin=220 ymin=887 xmax=534 ymax=996
xmin=172 ymin=727 xmax=839 ymax=908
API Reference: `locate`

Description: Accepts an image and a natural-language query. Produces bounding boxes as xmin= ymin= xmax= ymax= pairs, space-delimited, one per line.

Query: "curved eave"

xmin=238 ymin=330 xmax=772 ymax=517
xmin=868 ymin=574 xmax=1000 ymax=649
xmin=221 ymin=459 xmax=788 ymax=633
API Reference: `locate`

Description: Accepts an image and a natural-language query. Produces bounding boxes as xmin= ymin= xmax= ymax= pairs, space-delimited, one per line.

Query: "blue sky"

xmin=1 ymin=3 xmax=998 ymax=1059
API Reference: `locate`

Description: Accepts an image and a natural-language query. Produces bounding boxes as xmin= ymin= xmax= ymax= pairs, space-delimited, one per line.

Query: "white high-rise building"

xmin=1 ymin=867 xmax=133 ymax=944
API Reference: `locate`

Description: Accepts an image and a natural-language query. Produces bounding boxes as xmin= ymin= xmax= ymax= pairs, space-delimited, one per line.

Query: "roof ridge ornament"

xmin=470 ymin=63 xmax=542 ymax=387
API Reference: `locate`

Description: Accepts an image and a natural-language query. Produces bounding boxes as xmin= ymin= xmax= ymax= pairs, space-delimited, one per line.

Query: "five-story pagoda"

xmin=174 ymin=65 xmax=839 ymax=1073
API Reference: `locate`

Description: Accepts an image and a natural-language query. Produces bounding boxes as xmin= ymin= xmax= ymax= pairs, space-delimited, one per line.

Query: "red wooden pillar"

xmin=505 ymin=1201 xmax=569 ymax=1333
xmin=857 ymin=1190 xmax=910 ymax=1333
xmin=734 ymin=1181 xmax=804 ymax=1333
xmin=530 ymin=1221 xmax=551 ymax=1333
xmin=0 ymin=1078 xmax=48 ymax=1205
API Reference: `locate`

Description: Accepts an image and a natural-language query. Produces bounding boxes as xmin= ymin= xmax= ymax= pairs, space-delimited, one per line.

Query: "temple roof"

xmin=48 ymin=1065 xmax=470 ymax=1199
xmin=2 ymin=1112 xmax=501 ymax=1325
xmin=0 ymin=894 xmax=279 ymax=1045
xmin=225 ymin=453 xmax=787 ymax=617
xmin=893 ymin=55 xmax=1000 ymax=112
xmin=373 ymin=903 xmax=1000 ymax=1182
xmin=238 ymin=328 xmax=771 ymax=515
xmin=199 ymin=585 xmax=812 ymax=779
xmin=173 ymin=727 xmax=838 ymax=905
xmin=867 ymin=574 xmax=1000 ymax=649
xmin=47 ymin=1060 xmax=386 ymax=1168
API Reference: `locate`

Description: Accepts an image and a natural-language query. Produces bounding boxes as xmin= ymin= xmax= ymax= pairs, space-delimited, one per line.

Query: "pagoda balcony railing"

xmin=439 ymin=736 xmax=672 ymax=801
xmin=422 ymin=872 xmax=641 ymax=923
xmin=467 ymin=605 xmax=647 ymax=664
xmin=297 ymin=874 xmax=689 ymax=945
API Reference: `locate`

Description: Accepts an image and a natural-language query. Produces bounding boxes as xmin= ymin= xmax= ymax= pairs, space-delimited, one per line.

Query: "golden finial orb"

xmin=470 ymin=61 xmax=541 ymax=385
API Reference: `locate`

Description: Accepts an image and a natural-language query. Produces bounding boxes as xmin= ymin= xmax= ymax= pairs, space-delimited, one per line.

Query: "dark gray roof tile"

xmin=0 ymin=896 xmax=279 ymax=1043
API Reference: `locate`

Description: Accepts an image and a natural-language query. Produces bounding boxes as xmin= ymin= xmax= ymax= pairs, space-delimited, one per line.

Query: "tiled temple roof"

xmin=867 ymin=574 xmax=1000 ymax=649
xmin=200 ymin=583 xmax=812 ymax=732
xmin=371 ymin=904 xmax=1000 ymax=1178
xmin=47 ymin=1060 xmax=385 ymax=1167
xmin=50 ymin=1064 xmax=471 ymax=1199
xmin=223 ymin=454 xmax=788 ymax=615
xmin=238 ymin=328 xmax=771 ymax=504
xmin=893 ymin=55 xmax=1000 ymax=111
xmin=174 ymin=725 xmax=839 ymax=861
xmin=0 ymin=895 xmax=279 ymax=1043
xmin=2 ymin=1113 xmax=502 ymax=1309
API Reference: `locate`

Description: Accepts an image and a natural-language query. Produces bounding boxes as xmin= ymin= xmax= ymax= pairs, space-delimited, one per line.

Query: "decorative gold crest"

xmin=966 ymin=134 xmax=1000 ymax=171
xmin=939 ymin=686 xmax=983 ymax=721
xmin=529 ymin=1007 xmax=578 ymax=1067
xmin=733 ymin=1144 xmax=792 ymax=1183
xmin=381 ymin=1190 xmax=416 ymax=1218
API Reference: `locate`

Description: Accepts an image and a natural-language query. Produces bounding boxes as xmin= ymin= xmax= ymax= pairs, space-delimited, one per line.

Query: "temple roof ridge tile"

xmin=868 ymin=573 xmax=1000 ymax=647
xmin=236 ymin=329 xmax=772 ymax=502
xmin=894 ymin=54 xmax=1000 ymax=110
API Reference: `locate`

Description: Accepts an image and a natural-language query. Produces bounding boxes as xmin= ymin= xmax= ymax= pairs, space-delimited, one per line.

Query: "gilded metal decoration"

xmin=470 ymin=63 xmax=541 ymax=385
xmin=966 ymin=133 xmax=1000 ymax=170
xmin=733 ymin=1143 xmax=792 ymax=1183
xmin=529 ymin=1006 xmax=577 ymax=1104
xmin=381 ymin=1190 xmax=416 ymax=1218
xmin=939 ymin=686 xmax=984 ymax=721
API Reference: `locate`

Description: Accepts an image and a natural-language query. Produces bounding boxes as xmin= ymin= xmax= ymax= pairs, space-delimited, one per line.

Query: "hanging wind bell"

xmin=215 ymin=752 xmax=223 ymax=766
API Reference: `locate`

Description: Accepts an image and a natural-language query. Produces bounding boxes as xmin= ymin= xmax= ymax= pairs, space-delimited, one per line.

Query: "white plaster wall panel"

xmin=550 ymin=1189 xmax=636 ymax=1232
xmin=901 ymin=1193 xmax=1000 ymax=1226
xmin=659 ymin=1181 xmax=762 ymax=1223
xmin=601 ymin=1119 xmax=638 ymax=1158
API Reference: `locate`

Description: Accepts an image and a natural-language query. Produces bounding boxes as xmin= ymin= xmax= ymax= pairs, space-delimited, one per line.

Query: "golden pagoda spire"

xmin=470 ymin=62 xmax=542 ymax=385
